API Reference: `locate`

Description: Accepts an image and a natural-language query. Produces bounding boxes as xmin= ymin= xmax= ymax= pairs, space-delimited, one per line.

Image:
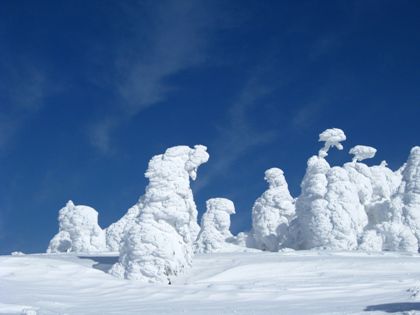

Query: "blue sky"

xmin=0 ymin=0 xmax=419 ymax=254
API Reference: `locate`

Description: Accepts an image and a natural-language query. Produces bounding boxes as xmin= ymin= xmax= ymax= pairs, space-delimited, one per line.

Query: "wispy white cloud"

xmin=90 ymin=0 xmax=215 ymax=153
xmin=0 ymin=62 xmax=51 ymax=149
xmin=194 ymin=78 xmax=277 ymax=191
xmin=292 ymin=102 xmax=325 ymax=129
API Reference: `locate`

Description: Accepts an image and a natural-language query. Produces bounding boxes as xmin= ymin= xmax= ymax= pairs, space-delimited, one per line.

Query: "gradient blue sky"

xmin=0 ymin=0 xmax=419 ymax=254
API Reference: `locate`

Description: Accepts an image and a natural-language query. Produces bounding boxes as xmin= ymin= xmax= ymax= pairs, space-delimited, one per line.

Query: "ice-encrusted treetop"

xmin=318 ymin=128 xmax=346 ymax=158
xmin=349 ymin=145 xmax=377 ymax=163
xmin=106 ymin=146 xmax=209 ymax=252
xmin=146 ymin=145 xmax=209 ymax=184
xmin=48 ymin=200 xmax=106 ymax=253
xmin=264 ymin=168 xmax=288 ymax=188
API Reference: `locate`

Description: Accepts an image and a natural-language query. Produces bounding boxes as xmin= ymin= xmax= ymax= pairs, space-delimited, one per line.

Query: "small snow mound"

xmin=349 ymin=145 xmax=377 ymax=163
xmin=318 ymin=128 xmax=346 ymax=157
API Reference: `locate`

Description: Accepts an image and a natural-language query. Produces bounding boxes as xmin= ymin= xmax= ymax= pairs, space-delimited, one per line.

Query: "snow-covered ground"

xmin=2 ymin=251 xmax=420 ymax=314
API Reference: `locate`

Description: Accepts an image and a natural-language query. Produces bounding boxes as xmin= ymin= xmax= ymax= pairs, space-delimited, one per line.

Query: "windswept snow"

xmin=109 ymin=145 xmax=209 ymax=283
xmin=2 ymin=251 xmax=420 ymax=314
xmin=47 ymin=201 xmax=106 ymax=253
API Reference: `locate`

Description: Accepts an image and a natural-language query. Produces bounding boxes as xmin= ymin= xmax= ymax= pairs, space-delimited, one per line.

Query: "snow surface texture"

xmin=47 ymin=201 xmax=106 ymax=253
xmin=3 ymin=251 xmax=420 ymax=314
xmin=251 ymin=168 xmax=295 ymax=251
xmin=318 ymin=128 xmax=346 ymax=158
xmin=194 ymin=198 xmax=235 ymax=254
xmin=109 ymin=145 xmax=209 ymax=283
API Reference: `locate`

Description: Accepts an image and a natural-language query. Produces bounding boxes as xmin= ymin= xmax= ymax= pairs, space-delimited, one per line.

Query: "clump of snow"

xmin=251 ymin=168 xmax=295 ymax=251
xmin=194 ymin=198 xmax=236 ymax=253
xmin=109 ymin=145 xmax=209 ymax=283
xmin=318 ymin=128 xmax=346 ymax=158
xmin=47 ymin=200 xmax=106 ymax=253
xmin=349 ymin=145 xmax=377 ymax=163
xmin=105 ymin=205 xmax=140 ymax=252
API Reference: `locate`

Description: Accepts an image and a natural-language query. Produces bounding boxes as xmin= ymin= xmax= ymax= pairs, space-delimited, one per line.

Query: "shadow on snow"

xmin=78 ymin=255 xmax=119 ymax=273
xmin=365 ymin=302 xmax=420 ymax=313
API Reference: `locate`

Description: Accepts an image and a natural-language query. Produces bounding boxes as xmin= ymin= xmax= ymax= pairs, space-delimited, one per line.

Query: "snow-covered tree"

xmin=347 ymin=146 xmax=417 ymax=252
xmin=47 ymin=200 xmax=106 ymax=253
xmin=322 ymin=166 xmax=368 ymax=249
xmin=251 ymin=168 xmax=295 ymax=251
xmin=294 ymin=128 xmax=368 ymax=250
xmin=109 ymin=145 xmax=209 ymax=283
xmin=397 ymin=148 xmax=420 ymax=237
xmin=194 ymin=198 xmax=235 ymax=253
xmin=293 ymin=154 xmax=330 ymax=249
xmin=105 ymin=204 xmax=140 ymax=251
xmin=389 ymin=146 xmax=420 ymax=250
